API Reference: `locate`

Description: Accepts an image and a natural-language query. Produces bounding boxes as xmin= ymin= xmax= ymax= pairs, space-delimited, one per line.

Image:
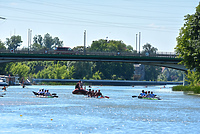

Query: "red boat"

xmin=72 ymin=89 xmax=88 ymax=95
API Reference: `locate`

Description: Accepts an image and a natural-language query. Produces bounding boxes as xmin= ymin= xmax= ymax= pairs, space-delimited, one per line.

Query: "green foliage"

xmin=34 ymin=61 xmax=75 ymax=79
xmin=32 ymin=34 xmax=63 ymax=51
xmin=157 ymin=68 xmax=184 ymax=82
xmin=142 ymin=43 xmax=160 ymax=81
xmin=186 ymin=70 xmax=200 ymax=86
xmin=90 ymin=39 xmax=127 ymax=52
xmin=0 ymin=40 xmax=6 ymax=49
xmin=144 ymin=65 xmax=161 ymax=81
xmin=175 ymin=4 xmax=200 ymax=85
xmin=5 ymin=35 xmax=23 ymax=50
xmin=172 ymin=85 xmax=200 ymax=94
xmin=9 ymin=63 xmax=30 ymax=78
xmin=92 ymin=71 xmax=103 ymax=80
xmin=142 ymin=43 xmax=158 ymax=54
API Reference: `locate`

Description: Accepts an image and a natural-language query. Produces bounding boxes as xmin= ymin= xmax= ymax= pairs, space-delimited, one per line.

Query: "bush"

xmin=172 ymin=85 xmax=200 ymax=94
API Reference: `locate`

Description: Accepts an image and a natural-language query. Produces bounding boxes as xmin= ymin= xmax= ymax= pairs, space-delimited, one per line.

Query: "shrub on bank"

xmin=172 ymin=85 xmax=200 ymax=94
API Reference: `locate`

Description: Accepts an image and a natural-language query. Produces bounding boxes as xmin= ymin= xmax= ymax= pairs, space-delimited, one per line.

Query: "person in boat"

xmin=38 ymin=89 xmax=42 ymax=94
xmin=75 ymin=80 xmax=81 ymax=90
xmin=139 ymin=90 xmax=145 ymax=97
xmin=144 ymin=91 xmax=147 ymax=97
xmin=45 ymin=90 xmax=52 ymax=96
xmin=91 ymin=90 xmax=95 ymax=97
xmin=150 ymin=91 xmax=156 ymax=98
xmin=40 ymin=89 xmax=45 ymax=95
xmin=146 ymin=91 xmax=151 ymax=98
xmin=95 ymin=89 xmax=102 ymax=98
xmin=87 ymin=89 xmax=92 ymax=97
xmin=2 ymin=86 xmax=6 ymax=91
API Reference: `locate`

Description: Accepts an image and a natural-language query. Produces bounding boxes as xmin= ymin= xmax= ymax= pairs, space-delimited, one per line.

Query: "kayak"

xmin=35 ymin=95 xmax=55 ymax=98
xmin=85 ymin=96 xmax=110 ymax=99
xmin=97 ymin=96 xmax=109 ymax=99
xmin=137 ymin=96 xmax=161 ymax=100
xmin=32 ymin=91 xmax=58 ymax=98
xmin=72 ymin=89 xmax=88 ymax=95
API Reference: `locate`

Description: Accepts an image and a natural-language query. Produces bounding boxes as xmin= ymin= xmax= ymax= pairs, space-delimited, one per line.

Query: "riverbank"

xmin=172 ymin=85 xmax=200 ymax=94
xmin=33 ymin=79 xmax=183 ymax=86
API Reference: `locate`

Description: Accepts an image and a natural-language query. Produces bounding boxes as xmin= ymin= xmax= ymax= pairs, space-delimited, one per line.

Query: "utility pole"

xmin=84 ymin=30 xmax=86 ymax=55
xmin=136 ymin=34 xmax=138 ymax=52
xmin=139 ymin=32 xmax=141 ymax=56
xmin=28 ymin=29 xmax=32 ymax=54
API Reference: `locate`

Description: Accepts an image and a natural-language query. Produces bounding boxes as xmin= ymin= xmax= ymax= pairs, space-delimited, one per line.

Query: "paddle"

xmin=104 ymin=96 xmax=109 ymax=99
xmin=52 ymin=93 xmax=57 ymax=96
xmin=132 ymin=96 xmax=137 ymax=98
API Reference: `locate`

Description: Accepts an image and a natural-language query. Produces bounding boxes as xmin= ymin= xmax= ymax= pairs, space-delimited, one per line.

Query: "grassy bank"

xmin=172 ymin=85 xmax=200 ymax=94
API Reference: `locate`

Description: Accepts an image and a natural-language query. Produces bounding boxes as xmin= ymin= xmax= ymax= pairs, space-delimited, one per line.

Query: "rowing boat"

xmin=32 ymin=91 xmax=58 ymax=98
xmin=138 ymin=96 xmax=161 ymax=100
xmin=72 ymin=89 xmax=88 ymax=95
xmin=132 ymin=95 xmax=161 ymax=100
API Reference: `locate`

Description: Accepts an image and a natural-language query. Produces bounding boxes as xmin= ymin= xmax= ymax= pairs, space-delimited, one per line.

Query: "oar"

xmin=104 ymin=96 xmax=109 ymax=99
xmin=52 ymin=93 xmax=57 ymax=96
xmin=132 ymin=96 xmax=137 ymax=98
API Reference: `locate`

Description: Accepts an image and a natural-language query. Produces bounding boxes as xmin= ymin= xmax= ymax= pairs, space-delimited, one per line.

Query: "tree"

xmin=142 ymin=43 xmax=158 ymax=55
xmin=43 ymin=33 xmax=54 ymax=50
xmin=10 ymin=63 xmax=30 ymax=78
xmin=32 ymin=35 xmax=43 ymax=51
xmin=89 ymin=39 xmax=135 ymax=80
xmin=5 ymin=35 xmax=23 ymax=50
xmin=175 ymin=4 xmax=200 ymax=72
xmin=142 ymin=43 xmax=161 ymax=81
xmin=53 ymin=37 xmax=63 ymax=48
xmin=175 ymin=3 xmax=200 ymax=85
xmin=0 ymin=40 xmax=6 ymax=49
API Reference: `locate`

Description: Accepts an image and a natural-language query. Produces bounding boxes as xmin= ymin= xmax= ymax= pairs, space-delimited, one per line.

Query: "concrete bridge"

xmin=0 ymin=50 xmax=186 ymax=71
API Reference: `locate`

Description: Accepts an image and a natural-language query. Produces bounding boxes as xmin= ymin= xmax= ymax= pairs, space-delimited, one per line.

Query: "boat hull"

xmin=138 ymin=96 xmax=161 ymax=100
xmin=72 ymin=89 xmax=88 ymax=95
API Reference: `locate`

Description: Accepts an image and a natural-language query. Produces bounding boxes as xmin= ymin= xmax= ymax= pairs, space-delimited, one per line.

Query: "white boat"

xmin=0 ymin=78 xmax=8 ymax=86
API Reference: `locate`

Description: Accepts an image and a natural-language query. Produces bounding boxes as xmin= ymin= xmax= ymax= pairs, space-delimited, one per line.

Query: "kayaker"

xmin=95 ymin=89 xmax=102 ymax=98
xmin=45 ymin=90 xmax=52 ymax=96
xmin=139 ymin=90 xmax=145 ymax=97
xmin=91 ymin=90 xmax=95 ymax=97
xmin=2 ymin=86 xmax=6 ymax=91
xmin=144 ymin=91 xmax=147 ymax=97
xmin=146 ymin=91 xmax=151 ymax=98
xmin=87 ymin=89 xmax=92 ymax=97
xmin=37 ymin=89 xmax=42 ymax=94
xmin=150 ymin=91 xmax=156 ymax=98
xmin=41 ymin=89 xmax=45 ymax=95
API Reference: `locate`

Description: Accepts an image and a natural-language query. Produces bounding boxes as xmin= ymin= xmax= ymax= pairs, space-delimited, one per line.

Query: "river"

xmin=0 ymin=85 xmax=200 ymax=134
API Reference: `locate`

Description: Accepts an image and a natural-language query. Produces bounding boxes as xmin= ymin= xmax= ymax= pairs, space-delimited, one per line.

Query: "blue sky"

xmin=0 ymin=0 xmax=199 ymax=52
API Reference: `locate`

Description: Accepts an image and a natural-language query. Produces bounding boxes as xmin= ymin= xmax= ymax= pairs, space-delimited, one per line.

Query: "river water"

xmin=0 ymin=85 xmax=200 ymax=134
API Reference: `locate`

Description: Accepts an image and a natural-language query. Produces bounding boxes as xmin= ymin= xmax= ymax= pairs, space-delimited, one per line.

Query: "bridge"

xmin=0 ymin=49 xmax=185 ymax=71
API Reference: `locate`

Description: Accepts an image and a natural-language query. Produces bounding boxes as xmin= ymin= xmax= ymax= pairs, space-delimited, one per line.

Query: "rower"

xmin=95 ymin=89 xmax=102 ymax=98
xmin=150 ymin=91 xmax=156 ymax=98
xmin=45 ymin=90 xmax=52 ymax=96
xmin=146 ymin=91 xmax=151 ymax=98
xmin=87 ymin=89 xmax=92 ymax=97
xmin=139 ymin=90 xmax=145 ymax=97
xmin=2 ymin=86 xmax=6 ymax=91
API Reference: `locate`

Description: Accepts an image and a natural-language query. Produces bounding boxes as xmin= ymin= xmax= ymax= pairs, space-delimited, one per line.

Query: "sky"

xmin=0 ymin=0 xmax=199 ymax=52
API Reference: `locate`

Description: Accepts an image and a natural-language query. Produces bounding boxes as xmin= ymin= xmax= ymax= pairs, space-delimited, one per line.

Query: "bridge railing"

xmin=0 ymin=49 xmax=178 ymax=58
